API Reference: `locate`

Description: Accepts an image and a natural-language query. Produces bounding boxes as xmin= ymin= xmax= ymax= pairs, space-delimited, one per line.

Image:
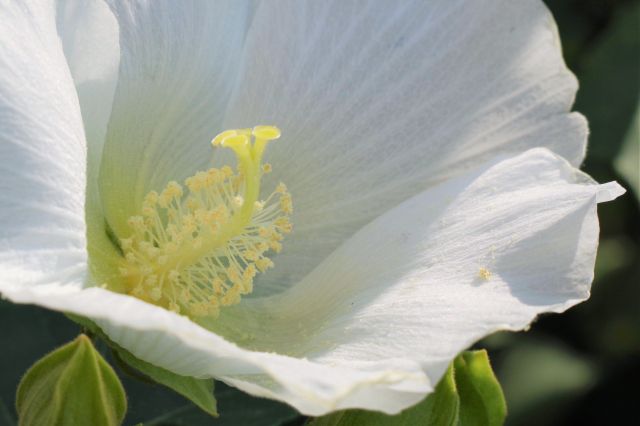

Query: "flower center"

xmin=117 ymin=126 xmax=292 ymax=318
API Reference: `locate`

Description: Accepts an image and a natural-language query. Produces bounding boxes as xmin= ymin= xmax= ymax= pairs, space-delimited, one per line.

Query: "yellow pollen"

xmin=117 ymin=126 xmax=292 ymax=319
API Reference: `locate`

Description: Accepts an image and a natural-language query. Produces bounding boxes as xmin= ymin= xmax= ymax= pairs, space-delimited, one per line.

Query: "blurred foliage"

xmin=1 ymin=1 xmax=638 ymax=425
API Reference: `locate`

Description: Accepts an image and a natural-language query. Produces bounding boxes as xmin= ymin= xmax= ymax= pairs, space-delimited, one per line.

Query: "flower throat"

xmin=117 ymin=126 xmax=292 ymax=319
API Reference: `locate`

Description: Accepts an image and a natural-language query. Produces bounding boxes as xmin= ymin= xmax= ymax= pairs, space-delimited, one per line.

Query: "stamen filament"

xmin=117 ymin=126 xmax=291 ymax=319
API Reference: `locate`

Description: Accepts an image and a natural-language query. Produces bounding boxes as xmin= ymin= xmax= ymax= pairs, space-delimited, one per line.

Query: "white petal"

xmin=0 ymin=0 xmax=87 ymax=290
xmin=57 ymin=0 xmax=120 ymax=158
xmin=56 ymin=0 xmax=122 ymax=282
xmin=98 ymin=0 xmax=254 ymax=238
xmin=218 ymin=148 xmax=623 ymax=411
xmin=220 ymin=0 xmax=587 ymax=294
xmin=1 ymin=149 xmax=622 ymax=415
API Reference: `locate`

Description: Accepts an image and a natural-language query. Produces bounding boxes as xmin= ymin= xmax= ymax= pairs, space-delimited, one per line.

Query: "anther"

xmin=118 ymin=126 xmax=292 ymax=320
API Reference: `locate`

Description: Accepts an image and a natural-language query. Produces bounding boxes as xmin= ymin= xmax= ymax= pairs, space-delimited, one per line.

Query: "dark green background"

xmin=1 ymin=1 xmax=638 ymax=425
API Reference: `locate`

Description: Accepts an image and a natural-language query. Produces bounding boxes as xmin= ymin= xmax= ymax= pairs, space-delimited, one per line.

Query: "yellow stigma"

xmin=118 ymin=126 xmax=292 ymax=319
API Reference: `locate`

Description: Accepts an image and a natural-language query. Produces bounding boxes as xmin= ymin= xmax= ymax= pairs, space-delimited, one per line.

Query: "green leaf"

xmin=68 ymin=314 xmax=218 ymax=417
xmin=308 ymin=350 xmax=505 ymax=426
xmin=16 ymin=334 xmax=127 ymax=426
xmin=454 ymin=350 xmax=506 ymax=426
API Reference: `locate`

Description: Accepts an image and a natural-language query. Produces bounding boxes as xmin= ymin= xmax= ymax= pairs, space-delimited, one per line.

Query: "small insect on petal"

xmin=478 ymin=267 xmax=492 ymax=280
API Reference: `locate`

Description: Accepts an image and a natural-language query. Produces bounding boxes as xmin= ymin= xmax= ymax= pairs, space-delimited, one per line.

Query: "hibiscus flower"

xmin=0 ymin=0 xmax=624 ymax=415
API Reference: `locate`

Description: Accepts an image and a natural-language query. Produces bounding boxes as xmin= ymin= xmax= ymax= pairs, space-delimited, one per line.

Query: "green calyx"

xmin=16 ymin=334 xmax=127 ymax=426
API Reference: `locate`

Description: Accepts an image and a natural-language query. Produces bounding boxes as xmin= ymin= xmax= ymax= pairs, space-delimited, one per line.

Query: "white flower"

xmin=0 ymin=0 xmax=625 ymax=416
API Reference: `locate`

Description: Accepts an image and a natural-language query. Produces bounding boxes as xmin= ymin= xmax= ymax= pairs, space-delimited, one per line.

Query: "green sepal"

xmin=112 ymin=344 xmax=217 ymax=417
xmin=307 ymin=349 xmax=505 ymax=426
xmin=15 ymin=334 xmax=127 ymax=426
xmin=67 ymin=314 xmax=218 ymax=417
xmin=454 ymin=350 xmax=506 ymax=426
